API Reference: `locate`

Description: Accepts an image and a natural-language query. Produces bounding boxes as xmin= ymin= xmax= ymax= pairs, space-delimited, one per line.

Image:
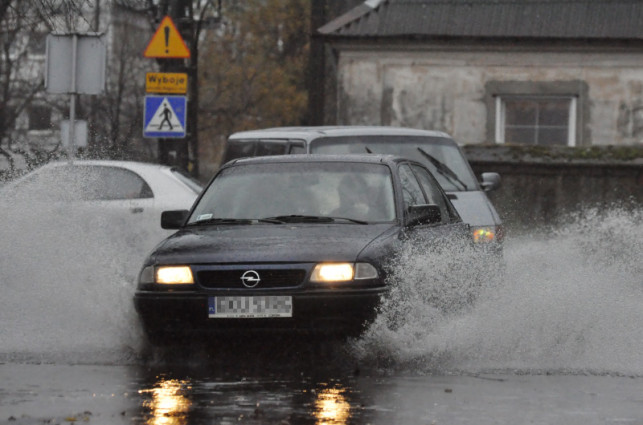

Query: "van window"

xmin=222 ymin=140 xmax=256 ymax=163
xmin=255 ymin=141 xmax=288 ymax=156
xmin=310 ymin=135 xmax=478 ymax=192
xmin=223 ymin=139 xmax=289 ymax=163
xmin=289 ymin=143 xmax=306 ymax=154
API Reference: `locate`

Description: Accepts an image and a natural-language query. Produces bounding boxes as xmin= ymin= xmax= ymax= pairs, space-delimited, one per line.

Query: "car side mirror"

xmin=406 ymin=204 xmax=442 ymax=227
xmin=161 ymin=210 xmax=189 ymax=229
xmin=480 ymin=172 xmax=501 ymax=191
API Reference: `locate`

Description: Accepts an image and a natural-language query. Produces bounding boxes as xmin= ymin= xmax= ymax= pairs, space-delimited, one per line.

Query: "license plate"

xmin=208 ymin=296 xmax=292 ymax=318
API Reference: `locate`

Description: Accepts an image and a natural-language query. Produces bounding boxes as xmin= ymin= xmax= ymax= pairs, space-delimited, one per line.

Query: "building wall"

xmin=468 ymin=158 xmax=642 ymax=232
xmin=332 ymin=44 xmax=643 ymax=146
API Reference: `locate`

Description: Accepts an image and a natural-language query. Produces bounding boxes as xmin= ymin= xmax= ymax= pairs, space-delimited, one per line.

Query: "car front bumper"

xmin=134 ymin=287 xmax=385 ymax=339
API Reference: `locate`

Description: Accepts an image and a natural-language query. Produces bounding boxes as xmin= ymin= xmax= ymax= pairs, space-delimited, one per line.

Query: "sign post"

xmin=142 ymin=15 xmax=190 ymax=152
xmin=45 ymin=33 xmax=106 ymax=162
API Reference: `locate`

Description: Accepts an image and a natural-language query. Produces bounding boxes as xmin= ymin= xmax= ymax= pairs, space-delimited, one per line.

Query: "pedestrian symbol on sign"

xmin=143 ymin=95 xmax=186 ymax=138
xmin=158 ymin=102 xmax=176 ymax=130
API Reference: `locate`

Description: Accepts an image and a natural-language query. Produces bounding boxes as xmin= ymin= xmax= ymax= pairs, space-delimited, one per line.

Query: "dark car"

xmin=134 ymin=155 xmax=470 ymax=344
xmin=223 ymin=126 xmax=504 ymax=255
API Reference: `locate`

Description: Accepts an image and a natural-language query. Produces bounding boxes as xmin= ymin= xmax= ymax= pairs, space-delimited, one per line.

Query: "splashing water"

xmin=0 ymin=194 xmax=167 ymax=364
xmin=1 ymin=179 xmax=641 ymax=376
xmin=352 ymin=206 xmax=643 ymax=376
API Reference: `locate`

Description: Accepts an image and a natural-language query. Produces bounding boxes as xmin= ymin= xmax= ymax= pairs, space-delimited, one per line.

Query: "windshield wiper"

xmin=261 ymin=215 xmax=334 ymax=223
xmin=188 ymin=217 xmax=253 ymax=226
xmin=416 ymin=147 xmax=468 ymax=190
xmin=261 ymin=215 xmax=367 ymax=225
xmin=324 ymin=216 xmax=368 ymax=224
xmin=256 ymin=217 xmax=286 ymax=224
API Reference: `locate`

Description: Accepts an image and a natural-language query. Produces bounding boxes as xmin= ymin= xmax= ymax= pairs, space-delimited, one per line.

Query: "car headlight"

xmin=310 ymin=262 xmax=378 ymax=282
xmin=472 ymin=225 xmax=504 ymax=243
xmin=139 ymin=265 xmax=194 ymax=284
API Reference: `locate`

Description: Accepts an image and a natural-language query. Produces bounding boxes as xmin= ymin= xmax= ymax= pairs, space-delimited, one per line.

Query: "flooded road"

xmin=3 ymin=359 xmax=643 ymax=424
xmin=1 ymin=196 xmax=642 ymax=424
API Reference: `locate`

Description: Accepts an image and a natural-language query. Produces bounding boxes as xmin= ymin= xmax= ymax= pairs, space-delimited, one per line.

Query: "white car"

xmin=1 ymin=160 xmax=202 ymax=241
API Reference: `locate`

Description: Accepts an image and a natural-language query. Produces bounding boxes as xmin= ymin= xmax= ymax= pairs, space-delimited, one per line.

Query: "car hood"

xmin=448 ymin=191 xmax=502 ymax=227
xmin=150 ymin=223 xmax=397 ymax=264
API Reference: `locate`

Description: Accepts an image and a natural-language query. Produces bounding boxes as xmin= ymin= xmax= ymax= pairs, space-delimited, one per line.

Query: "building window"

xmin=28 ymin=105 xmax=52 ymax=131
xmin=485 ymin=80 xmax=588 ymax=146
xmin=495 ymin=96 xmax=576 ymax=146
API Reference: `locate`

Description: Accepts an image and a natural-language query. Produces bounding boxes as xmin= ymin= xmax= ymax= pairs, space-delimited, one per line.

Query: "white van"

xmin=223 ymin=126 xmax=504 ymax=254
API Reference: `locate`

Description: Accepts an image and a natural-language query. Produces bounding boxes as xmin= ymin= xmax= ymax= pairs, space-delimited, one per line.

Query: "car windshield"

xmin=188 ymin=162 xmax=396 ymax=224
xmin=310 ymin=136 xmax=478 ymax=192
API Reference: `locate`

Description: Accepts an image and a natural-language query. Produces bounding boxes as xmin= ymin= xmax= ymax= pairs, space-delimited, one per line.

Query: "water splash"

xmin=0 ymin=194 xmax=167 ymax=364
xmin=2 ymin=177 xmax=641 ymax=375
xmin=352 ymin=206 xmax=643 ymax=376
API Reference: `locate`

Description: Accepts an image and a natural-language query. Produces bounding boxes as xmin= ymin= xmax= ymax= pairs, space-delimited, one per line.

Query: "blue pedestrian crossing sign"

xmin=143 ymin=95 xmax=186 ymax=138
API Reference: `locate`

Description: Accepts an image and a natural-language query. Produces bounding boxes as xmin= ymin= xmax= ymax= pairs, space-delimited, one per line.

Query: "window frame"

xmin=485 ymin=80 xmax=589 ymax=147
xmin=495 ymin=95 xmax=577 ymax=146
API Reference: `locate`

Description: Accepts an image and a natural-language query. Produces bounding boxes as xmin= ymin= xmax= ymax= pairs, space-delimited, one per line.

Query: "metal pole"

xmin=68 ymin=34 xmax=78 ymax=164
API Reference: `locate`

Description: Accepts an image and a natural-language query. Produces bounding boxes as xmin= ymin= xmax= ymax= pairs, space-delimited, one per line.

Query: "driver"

xmin=331 ymin=174 xmax=371 ymax=220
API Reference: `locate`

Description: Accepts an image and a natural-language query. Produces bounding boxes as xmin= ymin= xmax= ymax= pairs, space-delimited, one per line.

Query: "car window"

xmin=398 ymin=164 xmax=426 ymax=210
xmin=10 ymin=165 xmax=152 ymax=201
xmin=79 ymin=166 xmax=153 ymax=200
xmin=410 ymin=164 xmax=450 ymax=223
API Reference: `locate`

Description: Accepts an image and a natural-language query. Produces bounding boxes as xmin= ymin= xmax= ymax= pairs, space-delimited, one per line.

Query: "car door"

xmin=78 ymin=166 xmax=156 ymax=235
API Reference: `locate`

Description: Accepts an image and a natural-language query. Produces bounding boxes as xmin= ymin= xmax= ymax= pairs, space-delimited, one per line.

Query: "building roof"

xmin=318 ymin=0 xmax=643 ymax=41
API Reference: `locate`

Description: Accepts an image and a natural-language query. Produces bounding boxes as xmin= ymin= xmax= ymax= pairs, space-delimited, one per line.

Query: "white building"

xmin=318 ymin=0 xmax=643 ymax=147
xmin=1 ymin=1 xmax=154 ymax=175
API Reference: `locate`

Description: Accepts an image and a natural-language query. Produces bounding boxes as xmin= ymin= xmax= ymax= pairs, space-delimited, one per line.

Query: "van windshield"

xmin=310 ymin=136 xmax=478 ymax=192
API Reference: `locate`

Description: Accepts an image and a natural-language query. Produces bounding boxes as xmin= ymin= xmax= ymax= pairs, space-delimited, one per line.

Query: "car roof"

xmin=226 ymin=153 xmax=413 ymax=168
xmin=41 ymin=159 xmax=175 ymax=173
xmin=228 ymin=126 xmax=453 ymax=142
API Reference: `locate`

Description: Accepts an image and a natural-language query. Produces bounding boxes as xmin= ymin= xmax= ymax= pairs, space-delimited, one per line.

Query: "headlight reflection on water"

xmin=139 ymin=378 xmax=192 ymax=425
xmin=313 ymin=387 xmax=351 ymax=425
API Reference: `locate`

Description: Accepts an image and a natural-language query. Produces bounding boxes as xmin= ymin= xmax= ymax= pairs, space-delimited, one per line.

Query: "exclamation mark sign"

xmin=164 ymin=25 xmax=170 ymax=54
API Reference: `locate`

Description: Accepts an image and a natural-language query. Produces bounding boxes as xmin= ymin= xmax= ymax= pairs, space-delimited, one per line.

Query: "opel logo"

xmin=240 ymin=270 xmax=261 ymax=288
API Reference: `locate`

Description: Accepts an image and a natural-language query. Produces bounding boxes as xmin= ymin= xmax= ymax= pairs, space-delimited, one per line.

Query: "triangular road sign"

xmin=143 ymin=16 xmax=190 ymax=58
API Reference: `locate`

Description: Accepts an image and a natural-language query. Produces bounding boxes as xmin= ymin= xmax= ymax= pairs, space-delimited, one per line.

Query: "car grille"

xmin=196 ymin=268 xmax=307 ymax=289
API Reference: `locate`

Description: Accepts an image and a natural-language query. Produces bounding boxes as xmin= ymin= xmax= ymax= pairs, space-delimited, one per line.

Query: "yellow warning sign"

xmin=146 ymin=72 xmax=188 ymax=94
xmin=143 ymin=16 xmax=190 ymax=58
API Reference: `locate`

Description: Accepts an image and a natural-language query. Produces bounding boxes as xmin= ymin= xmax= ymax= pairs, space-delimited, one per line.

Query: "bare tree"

xmin=89 ymin=2 xmax=154 ymax=160
xmin=0 ymin=0 xmax=158 ymax=179
xmin=0 ymin=0 xmax=98 ymax=178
